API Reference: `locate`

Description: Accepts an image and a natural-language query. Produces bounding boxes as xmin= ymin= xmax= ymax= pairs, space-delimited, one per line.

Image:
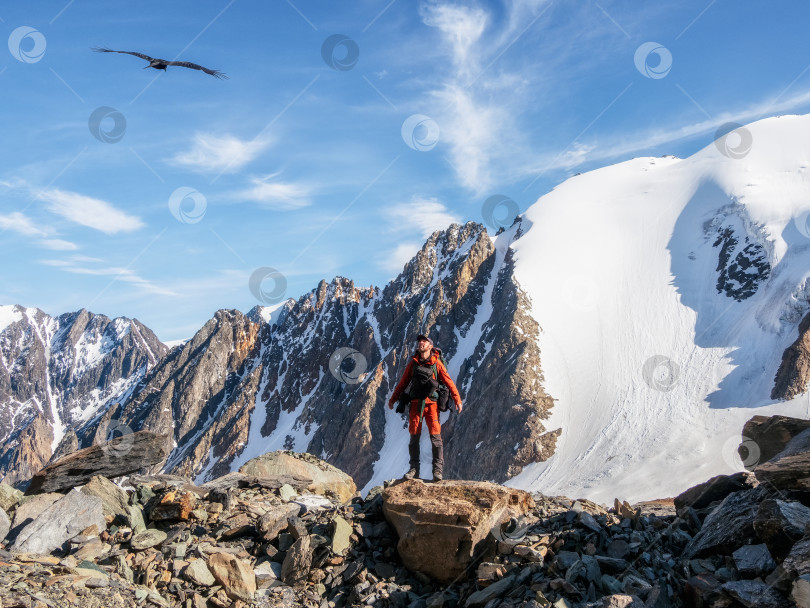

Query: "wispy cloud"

xmin=386 ymin=197 xmax=462 ymax=238
xmin=37 ymin=188 xmax=144 ymax=234
xmin=170 ymin=133 xmax=272 ymax=173
xmin=418 ymin=0 xmax=551 ymax=193
xmin=240 ymin=174 xmax=311 ymax=210
xmin=380 ymin=197 xmax=461 ymax=274
xmin=38 ymin=238 xmax=79 ymax=251
xmin=420 ymin=2 xmax=489 ymax=81
xmin=39 ymin=256 xmax=175 ymax=295
xmin=380 ymin=241 xmax=423 ymax=274
xmin=0 ymin=212 xmax=49 ymax=237
xmin=519 ymin=89 xmax=810 ymax=176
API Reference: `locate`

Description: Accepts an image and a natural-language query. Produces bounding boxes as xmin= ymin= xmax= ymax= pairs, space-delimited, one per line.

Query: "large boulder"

xmin=674 ymin=472 xmax=758 ymax=512
xmin=7 ymin=492 xmax=63 ymax=543
xmin=381 ymin=479 xmax=535 ymax=582
xmin=12 ymin=489 xmax=106 ymax=554
xmin=683 ymin=487 xmax=772 ymax=559
xmin=208 ymin=552 xmax=256 ymax=601
xmin=740 ymin=416 xmax=810 ymax=469
xmin=754 ymin=427 xmax=810 ymax=490
xmin=25 ymin=431 xmax=170 ymax=495
xmin=0 ymin=483 xmax=23 ymax=513
xmin=80 ymin=475 xmax=130 ymax=524
xmin=754 ymin=500 xmax=810 ymax=561
xmin=0 ymin=507 xmax=9 ymax=542
xmin=238 ymin=451 xmax=356 ymax=504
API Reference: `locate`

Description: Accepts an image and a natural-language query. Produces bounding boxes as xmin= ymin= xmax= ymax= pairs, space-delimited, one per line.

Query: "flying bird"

xmin=92 ymin=47 xmax=228 ymax=79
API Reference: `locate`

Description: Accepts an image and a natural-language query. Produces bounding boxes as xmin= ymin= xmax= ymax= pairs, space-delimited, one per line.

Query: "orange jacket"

xmin=391 ymin=350 xmax=462 ymax=406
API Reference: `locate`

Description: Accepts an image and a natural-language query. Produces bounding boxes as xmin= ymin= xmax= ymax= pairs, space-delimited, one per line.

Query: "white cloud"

xmin=39 ymin=258 xmax=175 ymax=296
xmin=171 ymin=133 xmax=271 ymax=173
xmin=420 ymin=2 xmax=489 ymax=80
xmin=37 ymin=188 xmax=144 ymax=234
xmin=38 ymin=239 xmax=79 ymax=251
xmin=241 ymin=175 xmax=311 ymax=210
xmin=0 ymin=212 xmax=48 ymax=237
xmin=418 ymin=1 xmax=546 ymax=193
xmin=387 ymin=197 xmax=462 ymax=238
xmin=380 ymin=242 xmax=423 ymax=274
xmin=433 ymin=85 xmax=506 ymax=192
xmin=519 ymin=90 xmax=810 ymax=177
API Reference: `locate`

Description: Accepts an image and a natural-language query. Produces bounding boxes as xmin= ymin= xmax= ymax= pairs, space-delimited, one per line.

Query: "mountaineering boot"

xmin=404 ymin=434 xmax=420 ymax=479
xmin=430 ymin=433 xmax=444 ymax=481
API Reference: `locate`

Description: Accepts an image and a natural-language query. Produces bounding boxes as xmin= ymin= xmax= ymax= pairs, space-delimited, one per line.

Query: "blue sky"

xmin=2 ymin=1 xmax=810 ymax=341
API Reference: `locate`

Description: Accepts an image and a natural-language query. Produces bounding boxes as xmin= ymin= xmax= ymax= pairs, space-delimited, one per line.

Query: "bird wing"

xmin=165 ymin=60 xmax=229 ymax=79
xmin=91 ymin=47 xmax=155 ymax=62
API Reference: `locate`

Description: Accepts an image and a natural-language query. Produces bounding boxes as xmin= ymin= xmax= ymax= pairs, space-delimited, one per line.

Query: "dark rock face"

xmin=25 ymin=431 xmax=170 ymax=494
xmin=754 ymin=427 xmax=810 ymax=491
xmin=753 ymin=499 xmax=810 ymax=561
xmin=0 ymin=306 xmax=167 ymax=486
xmin=740 ymin=415 xmax=810 ymax=469
xmin=674 ymin=471 xmax=758 ymax=512
xmin=772 ymin=312 xmax=810 ymax=400
xmin=712 ymin=223 xmax=770 ymax=301
xmin=682 ymin=487 xmax=773 ymax=559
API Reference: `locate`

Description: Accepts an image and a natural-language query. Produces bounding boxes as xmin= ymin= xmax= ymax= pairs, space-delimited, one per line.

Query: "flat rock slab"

xmin=25 ymin=431 xmax=170 ymax=495
xmin=208 ymin=552 xmax=257 ymax=601
xmin=184 ymin=558 xmax=216 ymax=586
xmin=722 ymin=579 xmax=792 ymax=608
xmin=201 ymin=471 xmax=311 ymax=493
xmin=12 ymin=490 xmax=105 ymax=554
xmin=382 ymin=479 xmax=535 ymax=583
xmin=732 ymin=544 xmax=776 ymax=578
xmin=130 ymin=529 xmax=167 ymax=550
xmin=238 ymin=451 xmax=357 ymax=504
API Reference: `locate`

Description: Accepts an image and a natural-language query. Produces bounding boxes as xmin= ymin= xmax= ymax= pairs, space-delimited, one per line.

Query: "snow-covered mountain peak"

xmin=509 ymin=113 xmax=810 ymax=503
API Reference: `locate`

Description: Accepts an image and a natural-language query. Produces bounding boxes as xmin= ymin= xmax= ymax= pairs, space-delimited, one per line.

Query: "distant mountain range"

xmin=3 ymin=114 xmax=810 ymax=502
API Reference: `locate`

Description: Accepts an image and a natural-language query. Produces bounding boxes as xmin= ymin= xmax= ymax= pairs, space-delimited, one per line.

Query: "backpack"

xmin=402 ymin=347 xmax=451 ymax=413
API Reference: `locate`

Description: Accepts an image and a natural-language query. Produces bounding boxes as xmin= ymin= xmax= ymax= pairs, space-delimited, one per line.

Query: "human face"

xmin=417 ymin=338 xmax=431 ymax=357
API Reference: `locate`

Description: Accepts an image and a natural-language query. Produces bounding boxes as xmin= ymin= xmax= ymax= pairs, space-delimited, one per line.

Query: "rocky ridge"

xmin=2 ymin=413 xmax=810 ymax=607
xmin=0 ymin=306 xmax=167 ymax=487
xmin=48 ymin=221 xmax=556 ymax=492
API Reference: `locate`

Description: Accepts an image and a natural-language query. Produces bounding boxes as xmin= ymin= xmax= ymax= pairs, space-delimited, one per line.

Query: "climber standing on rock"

xmin=388 ymin=334 xmax=463 ymax=481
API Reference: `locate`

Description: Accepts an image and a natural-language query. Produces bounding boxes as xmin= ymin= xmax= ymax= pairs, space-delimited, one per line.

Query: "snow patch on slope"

xmin=508 ymin=115 xmax=810 ymax=504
